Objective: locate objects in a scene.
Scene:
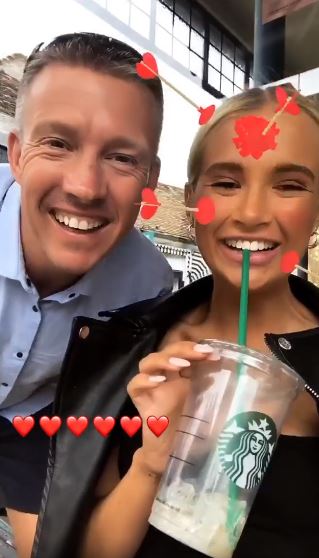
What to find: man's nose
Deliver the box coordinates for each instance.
[233,187,271,227]
[62,158,105,202]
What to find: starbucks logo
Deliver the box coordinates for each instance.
[218,412,277,490]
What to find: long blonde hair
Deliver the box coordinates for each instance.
[187,84,319,187]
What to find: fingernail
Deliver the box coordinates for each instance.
[194,344,214,353]
[168,357,191,367]
[149,375,167,383]
[207,350,221,361]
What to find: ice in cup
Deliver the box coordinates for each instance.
[148,340,305,558]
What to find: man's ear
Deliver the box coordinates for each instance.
[7,130,23,183]
[146,156,161,190]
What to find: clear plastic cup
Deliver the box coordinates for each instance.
[148,340,305,558]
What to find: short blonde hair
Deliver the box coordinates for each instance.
[187,84,319,186]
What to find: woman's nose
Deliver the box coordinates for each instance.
[233,188,271,227]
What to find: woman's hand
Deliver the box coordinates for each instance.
[127,341,219,476]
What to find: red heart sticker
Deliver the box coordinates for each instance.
[147,416,169,437]
[195,197,215,225]
[93,416,116,437]
[66,416,89,437]
[140,188,160,220]
[280,250,300,274]
[275,86,300,116]
[12,416,35,437]
[233,115,280,159]
[198,104,216,125]
[120,416,142,437]
[39,416,62,437]
[136,53,158,80]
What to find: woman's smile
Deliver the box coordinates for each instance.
[219,238,281,266]
[187,102,319,291]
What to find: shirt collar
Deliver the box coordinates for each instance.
[0,183,102,299]
[0,182,155,307]
[0,182,28,287]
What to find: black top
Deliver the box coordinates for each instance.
[32,275,319,558]
[118,423,319,558]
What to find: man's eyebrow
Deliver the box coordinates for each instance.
[31,123,148,156]
[31,121,79,138]
[105,136,149,157]
[272,164,315,181]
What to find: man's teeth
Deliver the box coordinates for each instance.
[225,240,276,251]
[53,212,104,231]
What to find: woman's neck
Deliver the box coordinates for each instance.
[202,275,317,344]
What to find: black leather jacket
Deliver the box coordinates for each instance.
[32,274,319,558]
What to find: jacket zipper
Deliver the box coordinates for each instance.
[264,335,319,402]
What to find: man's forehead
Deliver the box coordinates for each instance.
[26,64,132,98]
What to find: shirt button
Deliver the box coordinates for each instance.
[1,383,8,387]
[16,352,23,358]
[79,326,90,339]
[278,337,292,350]
[32,305,39,312]
[69,293,76,299]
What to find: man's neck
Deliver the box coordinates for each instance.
[27,267,81,298]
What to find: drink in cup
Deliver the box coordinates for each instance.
[148,340,305,558]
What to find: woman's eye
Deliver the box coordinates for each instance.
[211,181,238,189]
[276,183,306,191]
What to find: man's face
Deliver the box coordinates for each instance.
[9,64,160,286]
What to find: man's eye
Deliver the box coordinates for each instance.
[108,154,138,165]
[45,138,68,149]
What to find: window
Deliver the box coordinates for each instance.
[0,146,8,163]
[207,23,251,98]
[173,270,184,291]
[155,1,205,80]
[105,0,252,98]
[156,1,252,98]
[106,0,151,39]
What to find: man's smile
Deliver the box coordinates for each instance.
[49,210,109,234]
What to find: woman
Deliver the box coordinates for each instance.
[33,84,319,558]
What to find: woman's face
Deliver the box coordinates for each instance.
[190,102,319,292]
[250,432,264,454]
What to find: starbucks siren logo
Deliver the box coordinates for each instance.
[218,411,277,490]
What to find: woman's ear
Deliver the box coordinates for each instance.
[184,181,194,207]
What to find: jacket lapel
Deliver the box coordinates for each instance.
[34,315,159,558]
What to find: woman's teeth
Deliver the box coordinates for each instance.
[53,212,104,231]
[224,239,276,251]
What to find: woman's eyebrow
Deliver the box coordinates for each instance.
[272,164,315,180]
[203,162,244,175]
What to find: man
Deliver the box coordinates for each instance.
[0,32,173,558]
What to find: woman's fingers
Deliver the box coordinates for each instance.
[139,342,219,376]
[127,372,166,399]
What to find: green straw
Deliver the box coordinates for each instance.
[226,249,251,542]
[237,249,250,346]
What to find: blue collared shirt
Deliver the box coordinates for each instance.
[0,164,173,421]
